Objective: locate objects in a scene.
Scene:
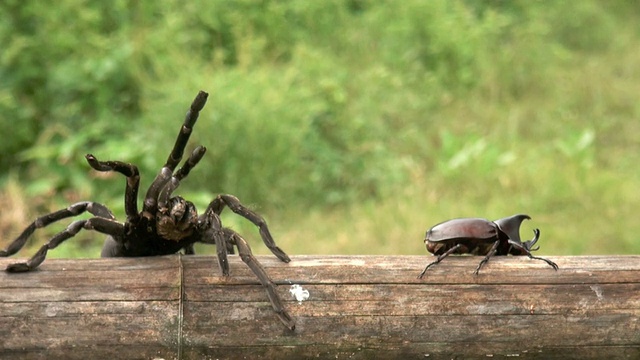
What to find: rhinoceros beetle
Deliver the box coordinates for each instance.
[418,214,558,278]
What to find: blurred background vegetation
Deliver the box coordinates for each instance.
[0,0,638,259]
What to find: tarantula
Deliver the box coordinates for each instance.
[0,91,295,330]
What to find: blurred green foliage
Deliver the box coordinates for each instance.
[0,0,639,257]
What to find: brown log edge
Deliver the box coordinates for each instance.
[0,255,639,360]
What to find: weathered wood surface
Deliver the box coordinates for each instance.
[0,255,638,359]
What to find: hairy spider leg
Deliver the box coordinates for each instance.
[163,91,208,171]
[153,145,207,256]
[157,145,207,210]
[5,217,125,273]
[0,202,115,258]
[205,195,291,263]
[199,207,231,275]
[473,240,500,275]
[85,154,141,222]
[417,243,463,279]
[224,228,295,331]
[143,91,209,217]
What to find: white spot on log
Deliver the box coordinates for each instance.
[289,284,310,304]
[589,285,604,300]
[45,304,61,317]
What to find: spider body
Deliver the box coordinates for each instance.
[1,91,295,330]
[97,195,200,258]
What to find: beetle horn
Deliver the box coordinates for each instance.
[522,228,541,251]
[493,214,531,243]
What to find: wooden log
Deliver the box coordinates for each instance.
[1,255,639,359]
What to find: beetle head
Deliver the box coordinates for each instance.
[493,214,531,244]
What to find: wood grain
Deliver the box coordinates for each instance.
[1,255,638,359]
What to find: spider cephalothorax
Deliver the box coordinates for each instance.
[0,91,295,330]
[156,196,198,241]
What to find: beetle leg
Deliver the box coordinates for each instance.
[473,240,500,275]
[418,244,462,279]
[507,239,559,270]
